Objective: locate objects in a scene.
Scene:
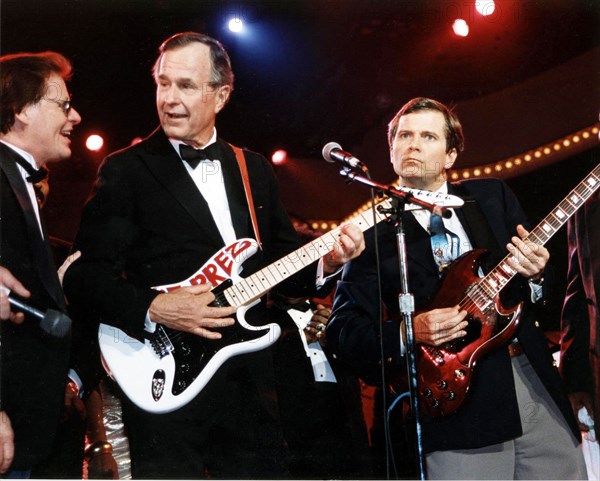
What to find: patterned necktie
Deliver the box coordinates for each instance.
[429,213,460,275]
[179,143,220,169]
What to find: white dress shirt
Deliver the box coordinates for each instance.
[169,130,237,245]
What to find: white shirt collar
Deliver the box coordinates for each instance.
[0,140,38,170]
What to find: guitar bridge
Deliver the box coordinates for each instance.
[150,326,175,359]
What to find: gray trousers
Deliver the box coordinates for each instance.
[426,354,588,480]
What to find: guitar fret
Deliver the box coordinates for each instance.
[528,234,544,248]
[475,164,600,306]
[220,199,391,306]
[266,265,285,283]
[568,192,583,206]
[230,283,251,304]
[479,276,495,295]
[483,277,498,292]
[467,285,493,311]
[501,262,516,277]
[243,276,262,295]
[586,174,599,189]
[540,222,554,234]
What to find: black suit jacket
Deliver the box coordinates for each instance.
[64,128,318,339]
[0,142,71,470]
[329,178,579,452]
[561,194,600,434]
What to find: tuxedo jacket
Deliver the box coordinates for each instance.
[561,195,600,433]
[329,178,579,453]
[63,129,322,434]
[64,128,319,341]
[0,143,70,470]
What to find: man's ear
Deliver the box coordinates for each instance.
[13,104,33,127]
[214,85,232,113]
[445,148,458,170]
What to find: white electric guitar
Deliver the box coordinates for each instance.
[98,188,463,413]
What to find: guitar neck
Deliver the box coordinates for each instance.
[480,163,600,296]
[222,198,392,307]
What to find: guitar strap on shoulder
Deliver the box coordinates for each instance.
[451,181,503,271]
[229,143,263,250]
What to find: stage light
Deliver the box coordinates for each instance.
[475,1,495,16]
[271,149,287,165]
[86,134,104,151]
[228,17,244,33]
[452,19,469,37]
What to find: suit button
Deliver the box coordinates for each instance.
[534,321,540,328]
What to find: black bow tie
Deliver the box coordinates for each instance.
[179,143,220,169]
[13,154,48,183]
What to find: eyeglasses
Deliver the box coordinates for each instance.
[46,97,72,116]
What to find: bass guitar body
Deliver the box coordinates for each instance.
[416,249,522,417]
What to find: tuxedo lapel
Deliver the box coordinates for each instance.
[141,129,225,248]
[0,145,65,309]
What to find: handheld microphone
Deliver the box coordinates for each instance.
[1,286,71,338]
[322,142,368,173]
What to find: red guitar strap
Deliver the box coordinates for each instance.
[229,143,263,250]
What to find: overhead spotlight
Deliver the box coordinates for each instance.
[452,19,469,37]
[271,149,287,165]
[475,1,495,16]
[228,17,244,33]
[86,134,104,152]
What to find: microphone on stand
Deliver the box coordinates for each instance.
[322,142,368,173]
[1,287,71,338]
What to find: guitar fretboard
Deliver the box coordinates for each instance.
[222,198,392,307]
[475,163,600,304]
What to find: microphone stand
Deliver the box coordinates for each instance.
[340,169,450,480]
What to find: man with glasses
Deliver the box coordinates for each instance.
[0,51,82,477]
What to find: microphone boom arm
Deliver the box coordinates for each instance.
[340,168,453,217]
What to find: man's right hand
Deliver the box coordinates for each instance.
[414,305,468,346]
[149,283,236,339]
[0,267,30,323]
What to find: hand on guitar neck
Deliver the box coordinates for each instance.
[414,224,548,347]
[323,223,365,275]
[504,224,549,282]
[149,283,236,340]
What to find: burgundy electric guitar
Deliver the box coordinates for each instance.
[416,163,600,417]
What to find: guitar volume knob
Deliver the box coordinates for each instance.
[436,380,448,389]
[443,391,456,400]
[423,388,433,398]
